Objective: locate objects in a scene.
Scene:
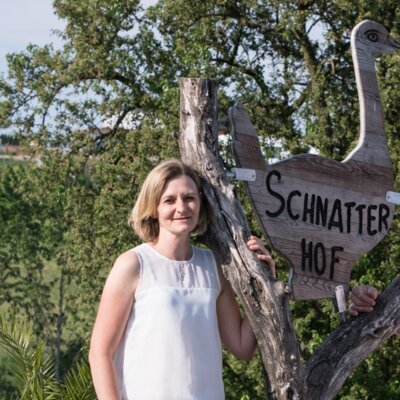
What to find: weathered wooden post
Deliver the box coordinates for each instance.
[179,77,306,399]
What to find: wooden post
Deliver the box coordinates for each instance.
[179,77,306,399]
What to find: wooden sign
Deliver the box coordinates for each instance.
[230,20,399,300]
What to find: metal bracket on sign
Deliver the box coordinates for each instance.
[226,168,256,182]
[386,191,400,205]
[335,285,347,323]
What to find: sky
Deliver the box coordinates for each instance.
[0,0,158,76]
[0,0,157,135]
[0,0,66,75]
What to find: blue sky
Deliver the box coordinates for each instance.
[0,1,65,75]
[0,0,157,135]
[0,0,158,76]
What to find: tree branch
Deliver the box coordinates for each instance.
[306,276,400,399]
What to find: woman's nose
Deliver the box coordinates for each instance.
[176,197,186,212]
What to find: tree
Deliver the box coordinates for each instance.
[0,159,89,380]
[0,0,399,398]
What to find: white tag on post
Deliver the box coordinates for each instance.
[386,191,400,205]
[230,168,256,182]
[335,285,347,314]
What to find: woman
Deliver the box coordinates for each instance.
[89,158,274,400]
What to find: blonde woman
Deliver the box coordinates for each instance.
[89,159,274,400]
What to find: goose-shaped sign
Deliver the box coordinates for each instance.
[230,20,400,300]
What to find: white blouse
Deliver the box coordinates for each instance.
[114,243,224,400]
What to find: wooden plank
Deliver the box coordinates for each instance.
[230,103,395,300]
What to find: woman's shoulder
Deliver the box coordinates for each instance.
[99,248,141,296]
[116,247,140,265]
[194,245,220,264]
[110,248,141,281]
[192,244,213,256]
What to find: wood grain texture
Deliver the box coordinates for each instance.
[306,276,400,399]
[179,78,306,399]
[231,20,399,300]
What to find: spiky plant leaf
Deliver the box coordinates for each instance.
[0,317,55,399]
[60,360,96,400]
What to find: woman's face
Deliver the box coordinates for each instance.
[156,175,201,239]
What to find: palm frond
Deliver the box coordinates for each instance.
[0,317,96,399]
[0,316,55,399]
[60,359,96,400]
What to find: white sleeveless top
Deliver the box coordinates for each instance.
[114,243,224,400]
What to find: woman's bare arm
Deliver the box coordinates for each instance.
[89,250,140,400]
[216,236,275,361]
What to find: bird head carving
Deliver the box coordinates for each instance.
[230,21,399,300]
[353,20,400,58]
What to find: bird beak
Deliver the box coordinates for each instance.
[387,35,400,52]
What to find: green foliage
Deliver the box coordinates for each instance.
[0,0,399,398]
[0,317,95,400]
[338,335,400,399]
[0,164,57,337]
[223,350,266,400]
[0,317,54,399]
[57,360,96,400]
[0,134,19,145]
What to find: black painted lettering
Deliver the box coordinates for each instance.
[330,246,343,279]
[378,204,390,232]
[265,170,285,217]
[328,199,343,232]
[315,196,328,226]
[356,204,366,234]
[313,242,326,276]
[302,193,315,224]
[287,190,301,220]
[344,202,356,233]
[301,238,313,273]
[367,205,377,236]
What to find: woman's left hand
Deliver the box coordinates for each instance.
[349,285,399,336]
[348,285,378,316]
[247,236,276,278]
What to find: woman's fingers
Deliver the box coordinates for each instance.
[349,285,379,315]
[246,236,276,278]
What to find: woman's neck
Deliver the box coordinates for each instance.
[150,234,192,261]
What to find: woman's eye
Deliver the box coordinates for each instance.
[186,196,198,202]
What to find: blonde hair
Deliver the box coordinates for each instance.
[129,159,213,242]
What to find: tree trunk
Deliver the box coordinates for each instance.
[178,77,400,400]
[55,265,64,381]
[179,77,306,399]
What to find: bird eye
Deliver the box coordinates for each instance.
[365,30,379,42]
